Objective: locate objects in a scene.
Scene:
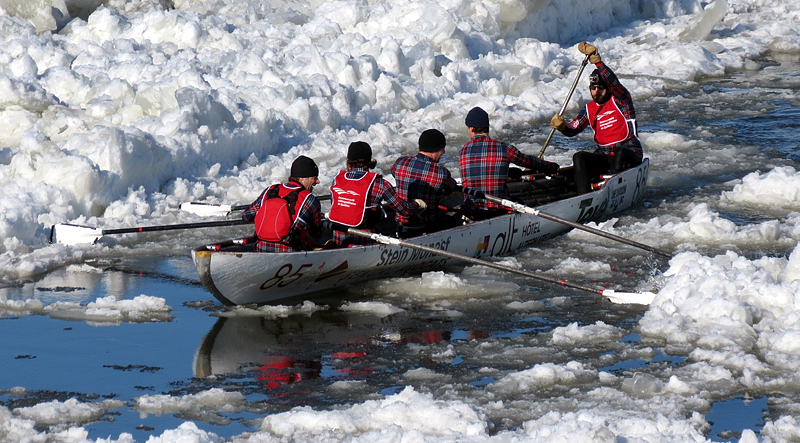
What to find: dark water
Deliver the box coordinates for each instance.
[2,55,799,442]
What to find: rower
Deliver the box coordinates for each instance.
[241,156,324,252]
[329,141,425,246]
[549,42,643,194]
[460,106,559,218]
[392,129,462,238]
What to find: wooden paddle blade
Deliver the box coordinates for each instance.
[601,289,656,305]
[180,202,233,217]
[50,223,103,246]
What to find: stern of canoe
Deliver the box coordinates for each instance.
[192,249,236,306]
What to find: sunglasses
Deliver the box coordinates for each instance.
[590,85,606,91]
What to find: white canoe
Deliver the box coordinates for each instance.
[192,159,650,306]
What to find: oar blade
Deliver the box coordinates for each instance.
[50,223,103,246]
[601,289,656,305]
[180,202,233,217]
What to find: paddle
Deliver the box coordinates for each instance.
[462,187,671,258]
[179,202,251,217]
[181,195,332,217]
[536,53,592,159]
[50,219,252,246]
[324,221,656,305]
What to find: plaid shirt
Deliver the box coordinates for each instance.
[242,183,322,252]
[561,62,643,156]
[391,153,458,224]
[459,135,550,209]
[330,168,417,245]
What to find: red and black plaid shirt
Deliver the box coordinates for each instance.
[561,62,643,156]
[459,135,549,209]
[330,168,417,245]
[241,183,322,252]
[391,153,458,224]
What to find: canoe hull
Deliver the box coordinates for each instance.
[193,159,649,305]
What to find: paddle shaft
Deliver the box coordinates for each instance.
[537,53,592,159]
[462,187,671,258]
[232,194,331,212]
[181,195,333,217]
[98,219,251,235]
[229,194,331,212]
[326,222,622,297]
[63,193,329,241]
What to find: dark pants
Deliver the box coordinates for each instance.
[573,147,642,194]
[398,214,463,238]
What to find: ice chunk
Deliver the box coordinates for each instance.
[678,0,727,42]
[621,373,662,398]
[0,0,71,33]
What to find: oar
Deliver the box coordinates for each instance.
[179,202,251,217]
[181,195,332,217]
[324,221,656,305]
[536,53,592,159]
[462,187,671,258]
[50,219,252,246]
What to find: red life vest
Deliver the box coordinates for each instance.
[586,98,633,147]
[254,183,311,242]
[329,170,378,227]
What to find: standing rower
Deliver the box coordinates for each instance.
[550,42,643,194]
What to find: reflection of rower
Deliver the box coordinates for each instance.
[194,317,327,387]
[257,356,321,389]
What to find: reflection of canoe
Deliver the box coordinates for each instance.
[192,160,650,306]
[193,313,390,383]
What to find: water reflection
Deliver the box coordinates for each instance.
[193,310,493,393]
[0,264,141,309]
[194,311,391,389]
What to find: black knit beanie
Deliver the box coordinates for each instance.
[290,155,319,178]
[418,129,446,152]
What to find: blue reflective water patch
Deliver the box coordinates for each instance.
[599,348,686,374]
[707,396,767,441]
[380,386,403,396]
[468,376,496,390]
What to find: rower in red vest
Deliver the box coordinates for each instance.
[329,141,424,246]
[241,155,323,252]
[550,42,644,194]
